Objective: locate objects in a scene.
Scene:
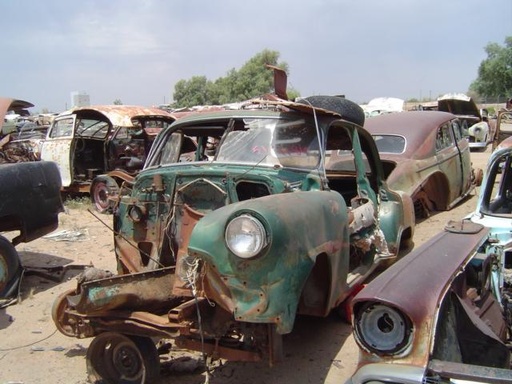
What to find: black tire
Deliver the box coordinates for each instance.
[91,177,120,214]
[0,235,22,302]
[297,95,365,126]
[86,332,160,384]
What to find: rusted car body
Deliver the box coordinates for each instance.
[348,221,511,383]
[40,105,177,212]
[437,93,496,150]
[52,92,415,383]
[0,97,34,136]
[492,109,512,150]
[364,111,479,218]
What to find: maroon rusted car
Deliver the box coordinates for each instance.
[364,111,481,218]
[348,220,511,383]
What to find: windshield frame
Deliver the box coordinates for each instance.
[146,115,327,170]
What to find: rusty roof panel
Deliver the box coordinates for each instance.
[70,105,177,127]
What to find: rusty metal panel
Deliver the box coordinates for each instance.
[71,267,177,313]
[72,105,176,127]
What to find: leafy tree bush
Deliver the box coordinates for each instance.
[171,49,299,108]
[470,36,512,102]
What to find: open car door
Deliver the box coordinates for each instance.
[40,114,76,187]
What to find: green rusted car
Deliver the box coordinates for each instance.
[53,93,415,383]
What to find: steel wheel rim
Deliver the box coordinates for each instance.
[93,182,110,211]
[87,332,154,384]
[112,341,144,380]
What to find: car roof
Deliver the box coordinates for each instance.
[58,105,178,127]
[365,110,455,134]
[364,111,457,157]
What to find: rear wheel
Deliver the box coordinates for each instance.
[86,332,160,384]
[0,235,22,304]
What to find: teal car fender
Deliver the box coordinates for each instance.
[187,190,350,334]
[378,186,415,254]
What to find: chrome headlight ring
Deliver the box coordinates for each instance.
[225,214,268,259]
[354,302,413,355]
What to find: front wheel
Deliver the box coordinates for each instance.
[86,332,160,384]
[90,177,120,214]
[0,235,22,306]
[52,288,79,337]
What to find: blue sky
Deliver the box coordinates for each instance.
[1,0,511,113]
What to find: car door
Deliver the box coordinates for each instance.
[435,121,465,206]
[40,114,76,187]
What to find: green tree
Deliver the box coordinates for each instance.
[113,99,123,105]
[172,49,299,108]
[470,36,512,102]
[172,76,214,107]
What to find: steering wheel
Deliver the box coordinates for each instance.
[74,137,86,153]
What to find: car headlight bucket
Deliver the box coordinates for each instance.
[128,205,146,222]
[225,214,267,259]
[354,303,412,355]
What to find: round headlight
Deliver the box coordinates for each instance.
[354,303,412,355]
[225,214,267,259]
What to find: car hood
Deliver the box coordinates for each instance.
[0,97,34,124]
[353,222,489,324]
[437,93,480,118]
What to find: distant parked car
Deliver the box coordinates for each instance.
[363,111,481,218]
[0,97,33,136]
[15,121,48,139]
[437,93,496,150]
[40,105,177,212]
[361,97,405,118]
[348,220,511,383]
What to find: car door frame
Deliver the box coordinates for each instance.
[40,114,76,187]
[451,118,473,194]
[434,120,466,207]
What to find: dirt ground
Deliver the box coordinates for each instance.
[0,147,492,384]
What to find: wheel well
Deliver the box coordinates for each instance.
[399,226,413,249]
[0,214,22,234]
[297,253,331,317]
[420,173,450,211]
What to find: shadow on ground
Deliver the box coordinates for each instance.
[155,312,353,384]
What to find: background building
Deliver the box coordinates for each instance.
[70,91,90,108]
